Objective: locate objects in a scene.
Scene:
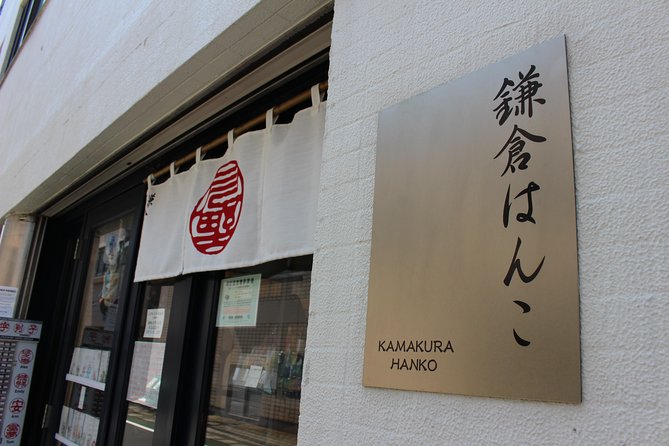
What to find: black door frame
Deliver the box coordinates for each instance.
[26,182,145,445]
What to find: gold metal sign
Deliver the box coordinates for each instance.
[363,36,581,403]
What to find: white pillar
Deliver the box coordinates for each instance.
[0,215,36,317]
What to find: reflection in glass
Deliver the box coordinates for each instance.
[206,265,311,446]
[122,284,173,446]
[58,214,134,446]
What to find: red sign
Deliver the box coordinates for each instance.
[14,373,28,389]
[190,161,244,255]
[9,399,24,414]
[18,349,33,365]
[4,423,19,439]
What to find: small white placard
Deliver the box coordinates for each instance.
[143,308,165,339]
[0,286,18,317]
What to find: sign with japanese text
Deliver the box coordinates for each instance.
[0,318,41,444]
[143,308,165,339]
[363,36,581,402]
[216,274,262,327]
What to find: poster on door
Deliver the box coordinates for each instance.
[0,287,17,318]
[126,341,166,409]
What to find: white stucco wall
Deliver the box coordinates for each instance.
[0,0,329,216]
[303,1,668,445]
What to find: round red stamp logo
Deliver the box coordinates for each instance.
[4,423,19,439]
[9,399,24,414]
[190,160,244,255]
[14,373,29,389]
[18,349,33,365]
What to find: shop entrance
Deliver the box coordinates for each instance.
[24,184,146,445]
[25,183,313,445]
[21,17,329,443]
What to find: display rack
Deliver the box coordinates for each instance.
[64,374,106,392]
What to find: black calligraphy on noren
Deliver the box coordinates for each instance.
[145,192,156,215]
[493,64,546,125]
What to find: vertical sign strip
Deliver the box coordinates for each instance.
[0,318,41,444]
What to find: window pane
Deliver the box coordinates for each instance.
[205,265,310,446]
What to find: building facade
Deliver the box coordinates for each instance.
[0,0,667,445]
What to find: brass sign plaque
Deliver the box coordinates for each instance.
[363,36,581,403]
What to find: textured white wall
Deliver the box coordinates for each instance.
[303,1,669,444]
[0,0,329,216]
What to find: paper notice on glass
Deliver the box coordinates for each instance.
[244,365,263,388]
[127,341,166,409]
[143,308,165,339]
[0,286,17,317]
[216,274,261,327]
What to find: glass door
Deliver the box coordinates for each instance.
[55,213,135,446]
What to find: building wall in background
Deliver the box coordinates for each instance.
[0,0,328,216]
[303,1,668,444]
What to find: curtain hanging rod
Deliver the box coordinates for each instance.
[147,81,328,182]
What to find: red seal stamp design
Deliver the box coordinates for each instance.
[14,373,29,389]
[4,423,19,439]
[190,161,244,255]
[18,348,33,365]
[9,399,24,414]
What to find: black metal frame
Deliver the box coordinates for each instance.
[22,214,83,445]
[6,0,44,68]
[24,182,145,445]
[166,274,220,446]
